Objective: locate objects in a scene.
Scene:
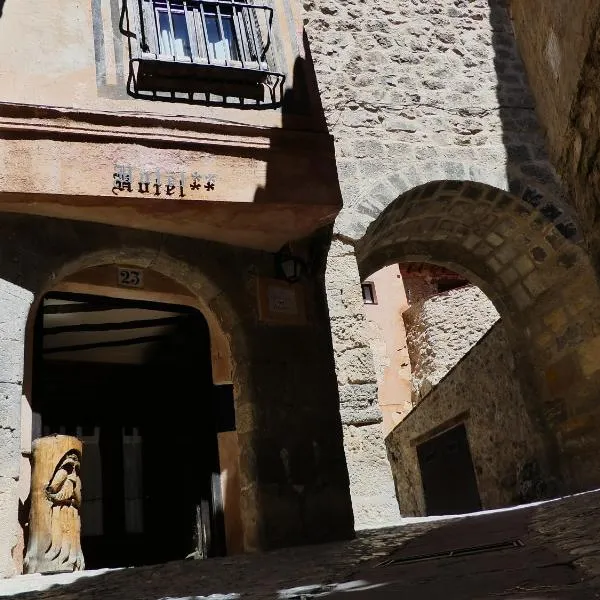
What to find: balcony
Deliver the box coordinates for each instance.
[124,0,285,105]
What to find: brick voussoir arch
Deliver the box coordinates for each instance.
[355,180,600,494]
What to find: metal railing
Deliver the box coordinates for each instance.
[123,0,285,104]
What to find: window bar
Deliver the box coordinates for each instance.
[188,2,202,62]
[231,5,245,68]
[236,8,252,64]
[258,8,270,63]
[260,6,274,55]
[150,1,163,57]
[198,2,212,64]
[183,0,200,61]
[165,0,178,59]
[245,5,263,70]
[132,0,147,53]
[214,3,230,66]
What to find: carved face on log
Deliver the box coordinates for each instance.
[25,438,85,574]
[59,452,80,474]
[45,450,82,508]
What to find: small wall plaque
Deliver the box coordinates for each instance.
[117,267,144,289]
[257,278,306,325]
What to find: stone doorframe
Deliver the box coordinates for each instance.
[3,243,243,577]
[0,215,355,577]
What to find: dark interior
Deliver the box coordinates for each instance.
[31,292,229,568]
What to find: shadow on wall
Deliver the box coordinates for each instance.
[488,0,600,494]
[281,31,328,128]
[490,0,579,239]
[488,0,564,484]
[0,1,5,18]
[252,33,342,212]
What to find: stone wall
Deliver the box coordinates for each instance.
[509,1,600,272]
[0,282,33,578]
[304,0,576,242]
[342,424,401,529]
[509,0,600,169]
[386,321,548,516]
[403,286,499,402]
[310,0,600,517]
[326,239,380,428]
[0,214,354,576]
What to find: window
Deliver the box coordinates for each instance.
[361,282,377,305]
[125,0,285,103]
[155,3,193,59]
[153,0,259,65]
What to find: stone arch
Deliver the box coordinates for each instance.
[0,218,258,575]
[355,179,600,494]
[18,246,249,565]
[335,151,580,245]
[22,246,236,399]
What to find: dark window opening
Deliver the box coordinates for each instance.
[361,282,377,305]
[436,278,469,294]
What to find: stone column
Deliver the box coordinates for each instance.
[325,237,401,528]
[0,279,34,578]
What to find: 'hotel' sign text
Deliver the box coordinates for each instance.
[112,165,218,197]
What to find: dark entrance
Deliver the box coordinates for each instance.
[417,423,481,516]
[31,292,230,568]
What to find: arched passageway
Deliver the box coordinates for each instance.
[29,290,230,568]
[356,180,600,494]
[0,214,354,576]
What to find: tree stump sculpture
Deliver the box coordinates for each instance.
[24,435,85,574]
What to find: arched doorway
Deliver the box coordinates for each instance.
[0,216,355,577]
[355,180,600,494]
[363,260,549,516]
[29,287,233,568]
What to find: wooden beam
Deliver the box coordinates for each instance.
[43,291,200,315]
[43,316,183,336]
[43,303,124,315]
[43,334,169,354]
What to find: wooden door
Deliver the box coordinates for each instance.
[417,423,482,516]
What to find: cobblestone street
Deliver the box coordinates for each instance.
[2,490,599,599]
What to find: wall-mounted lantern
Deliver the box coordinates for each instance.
[274,244,307,283]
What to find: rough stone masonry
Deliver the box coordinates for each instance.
[307,0,581,525]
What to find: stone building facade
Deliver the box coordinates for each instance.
[3,0,600,581]
[306,0,600,526]
[387,319,548,516]
[0,0,357,577]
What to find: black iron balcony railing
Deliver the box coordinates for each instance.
[124,0,285,105]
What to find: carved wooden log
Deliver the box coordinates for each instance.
[24,435,85,574]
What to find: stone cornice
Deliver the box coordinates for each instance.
[0,101,333,153]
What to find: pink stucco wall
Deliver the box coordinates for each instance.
[363,265,412,435]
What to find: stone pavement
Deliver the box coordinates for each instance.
[2,490,600,599]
